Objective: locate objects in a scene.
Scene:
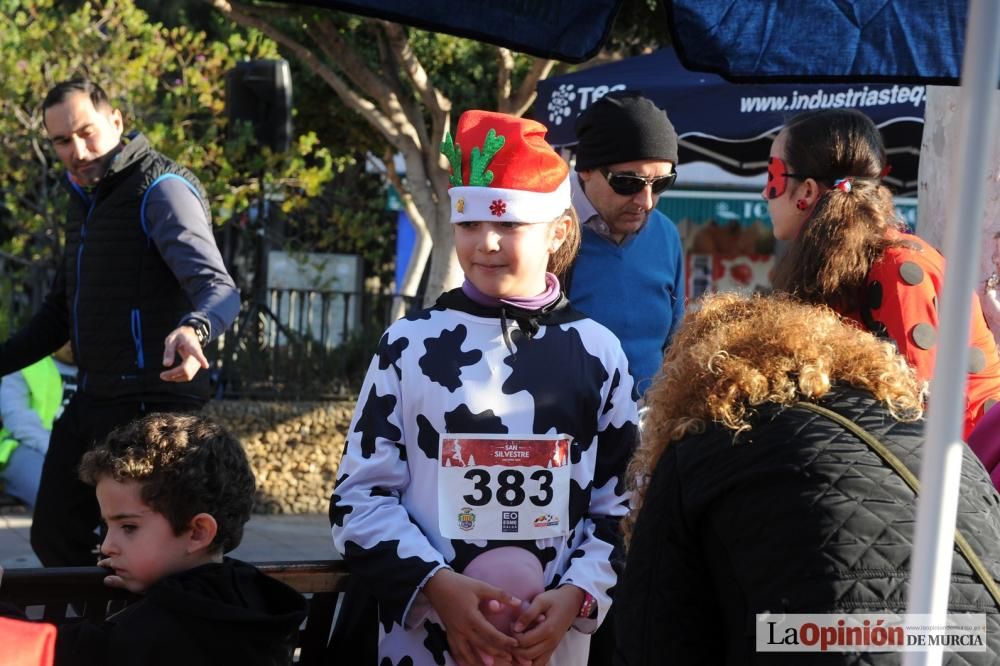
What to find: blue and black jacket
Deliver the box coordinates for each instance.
[0,133,239,403]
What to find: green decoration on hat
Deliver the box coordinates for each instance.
[469,129,505,186]
[440,133,463,187]
[440,128,506,187]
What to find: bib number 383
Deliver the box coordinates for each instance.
[438,434,571,540]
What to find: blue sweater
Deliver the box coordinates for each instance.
[568,209,685,395]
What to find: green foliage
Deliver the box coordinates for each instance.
[606,0,670,55]
[408,29,534,112]
[282,159,397,288]
[0,0,334,271]
[133,0,223,39]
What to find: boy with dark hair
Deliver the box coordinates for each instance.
[52,413,306,665]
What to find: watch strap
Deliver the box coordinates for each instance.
[181,318,210,346]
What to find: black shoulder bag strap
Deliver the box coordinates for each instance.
[795,400,1000,610]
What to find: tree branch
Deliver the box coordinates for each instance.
[381,21,450,119]
[309,17,396,112]
[306,17,425,150]
[374,24,431,154]
[11,104,40,133]
[29,136,48,175]
[508,57,556,118]
[207,0,462,300]
[496,47,515,114]
[374,23,410,108]
[378,21,450,175]
[204,0,402,148]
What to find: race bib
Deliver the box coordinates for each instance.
[438,434,571,541]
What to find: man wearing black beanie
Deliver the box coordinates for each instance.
[568,91,685,399]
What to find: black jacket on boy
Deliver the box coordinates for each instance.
[54,558,307,666]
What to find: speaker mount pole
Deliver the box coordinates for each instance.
[217,168,303,398]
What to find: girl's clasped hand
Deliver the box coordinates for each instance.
[424,567,583,666]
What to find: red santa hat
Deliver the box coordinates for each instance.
[441,110,570,224]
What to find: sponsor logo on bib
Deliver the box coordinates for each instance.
[533,514,559,528]
[502,511,519,533]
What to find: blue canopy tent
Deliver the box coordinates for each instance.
[276,0,622,62]
[667,0,974,84]
[275,0,981,84]
[535,48,926,193]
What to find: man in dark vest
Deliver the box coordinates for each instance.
[0,79,239,566]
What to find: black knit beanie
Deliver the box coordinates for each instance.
[574,91,678,170]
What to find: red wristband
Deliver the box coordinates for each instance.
[578,592,596,618]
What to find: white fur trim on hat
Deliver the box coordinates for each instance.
[449,174,571,224]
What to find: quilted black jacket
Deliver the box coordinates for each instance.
[616,387,1000,665]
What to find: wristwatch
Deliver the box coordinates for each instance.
[181,317,211,346]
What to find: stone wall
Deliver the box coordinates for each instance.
[204,399,355,514]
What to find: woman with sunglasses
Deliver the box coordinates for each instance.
[764,108,1000,439]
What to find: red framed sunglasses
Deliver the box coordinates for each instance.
[765,157,810,200]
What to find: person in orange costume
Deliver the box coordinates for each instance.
[764,108,1000,439]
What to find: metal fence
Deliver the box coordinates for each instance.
[211,288,421,400]
[2,249,421,399]
[265,288,362,351]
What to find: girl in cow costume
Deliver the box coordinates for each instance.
[331,110,638,665]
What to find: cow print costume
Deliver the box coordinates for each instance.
[331,288,638,665]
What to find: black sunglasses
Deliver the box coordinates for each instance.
[600,167,677,196]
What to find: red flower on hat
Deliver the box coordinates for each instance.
[490,199,507,217]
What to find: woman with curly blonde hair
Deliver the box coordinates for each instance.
[615,293,1000,665]
[765,108,1000,441]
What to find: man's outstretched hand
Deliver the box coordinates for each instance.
[160,326,208,382]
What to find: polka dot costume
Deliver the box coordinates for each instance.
[843,229,1000,440]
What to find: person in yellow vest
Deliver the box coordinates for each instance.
[0,344,76,506]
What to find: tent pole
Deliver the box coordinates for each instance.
[903,2,1000,665]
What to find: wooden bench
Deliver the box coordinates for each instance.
[0,559,350,665]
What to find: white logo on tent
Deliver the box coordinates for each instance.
[546,83,629,125]
[547,84,577,125]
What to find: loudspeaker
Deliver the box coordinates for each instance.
[225,59,293,153]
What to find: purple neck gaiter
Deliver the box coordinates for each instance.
[462,272,562,311]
